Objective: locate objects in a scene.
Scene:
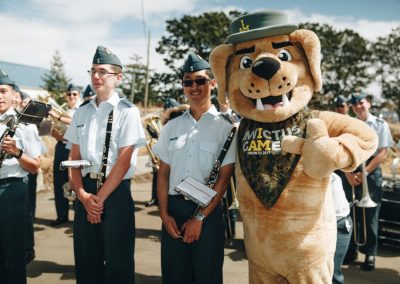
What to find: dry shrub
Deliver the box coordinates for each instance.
[382,123,400,178]
[41,135,56,189]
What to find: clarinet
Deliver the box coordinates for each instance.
[205,126,237,189]
[0,115,18,168]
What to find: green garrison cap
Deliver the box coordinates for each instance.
[181,52,210,73]
[350,93,367,105]
[0,69,17,89]
[333,95,348,106]
[83,84,96,98]
[67,83,80,93]
[226,10,298,44]
[92,45,122,68]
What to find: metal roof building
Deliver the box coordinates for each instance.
[0,60,49,97]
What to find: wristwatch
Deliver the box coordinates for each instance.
[194,211,205,222]
[13,148,24,159]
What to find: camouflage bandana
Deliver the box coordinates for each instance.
[238,110,318,208]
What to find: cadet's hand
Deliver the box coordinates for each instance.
[1,136,19,156]
[181,218,203,244]
[79,191,103,217]
[161,214,181,239]
[346,172,361,187]
[87,213,102,224]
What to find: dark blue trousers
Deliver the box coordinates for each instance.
[333,215,352,284]
[0,177,28,284]
[53,141,70,220]
[73,177,135,284]
[26,173,37,253]
[161,195,224,284]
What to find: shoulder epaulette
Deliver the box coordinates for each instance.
[219,113,234,124]
[79,100,91,107]
[119,98,134,107]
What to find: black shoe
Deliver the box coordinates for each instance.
[343,251,358,265]
[50,217,69,227]
[26,250,36,264]
[362,255,375,271]
[145,199,157,207]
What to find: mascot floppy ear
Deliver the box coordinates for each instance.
[209,44,235,105]
[289,29,322,92]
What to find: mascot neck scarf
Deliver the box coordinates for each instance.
[238,109,318,208]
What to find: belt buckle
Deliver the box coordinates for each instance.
[89,172,98,179]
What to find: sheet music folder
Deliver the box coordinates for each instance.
[174,176,217,208]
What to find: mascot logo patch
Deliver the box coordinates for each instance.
[242,126,301,155]
[239,19,249,32]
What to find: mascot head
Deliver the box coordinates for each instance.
[210,10,322,123]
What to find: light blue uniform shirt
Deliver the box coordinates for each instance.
[365,113,393,155]
[153,105,237,195]
[64,92,147,180]
[0,108,43,178]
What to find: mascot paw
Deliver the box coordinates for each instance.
[282,118,341,179]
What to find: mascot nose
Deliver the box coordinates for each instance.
[252,58,281,80]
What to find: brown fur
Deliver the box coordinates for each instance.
[210,29,378,283]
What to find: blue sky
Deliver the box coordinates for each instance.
[0,0,399,88]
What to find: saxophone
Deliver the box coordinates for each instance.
[0,115,18,168]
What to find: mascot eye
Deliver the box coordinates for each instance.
[278,50,292,62]
[239,56,253,69]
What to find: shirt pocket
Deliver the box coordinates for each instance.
[198,141,219,168]
[168,138,186,152]
[78,124,89,150]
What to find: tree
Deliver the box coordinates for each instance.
[299,23,373,110]
[42,50,71,104]
[120,54,159,106]
[372,26,400,118]
[154,11,243,102]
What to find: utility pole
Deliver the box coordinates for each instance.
[130,72,135,102]
[144,30,150,111]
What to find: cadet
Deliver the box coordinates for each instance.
[82,84,96,103]
[333,95,350,116]
[153,53,236,284]
[64,46,146,284]
[343,93,393,271]
[48,83,81,226]
[0,70,42,284]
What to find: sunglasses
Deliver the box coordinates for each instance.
[335,104,346,108]
[67,92,79,97]
[182,78,210,87]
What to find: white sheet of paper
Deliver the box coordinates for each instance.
[60,160,92,168]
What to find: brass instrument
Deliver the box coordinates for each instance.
[0,115,18,167]
[228,177,239,210]
[63,182,76,201]
[144,114,162,169]
[37,95,71,136]
[352,162,377,246]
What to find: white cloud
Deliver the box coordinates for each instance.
[286,9,400,41]
[30,0,198,23]
[1,3,399,89]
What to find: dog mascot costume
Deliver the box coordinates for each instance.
[210,11,378,283]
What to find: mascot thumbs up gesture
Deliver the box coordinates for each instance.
[210,10,378,283]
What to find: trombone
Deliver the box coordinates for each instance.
[351,162,377,246]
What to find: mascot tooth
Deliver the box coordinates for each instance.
[210,10,378,283]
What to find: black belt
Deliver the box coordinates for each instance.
[0,177,23,185]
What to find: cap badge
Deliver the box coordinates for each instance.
[239,19,249,32]
[105,48,112,55]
